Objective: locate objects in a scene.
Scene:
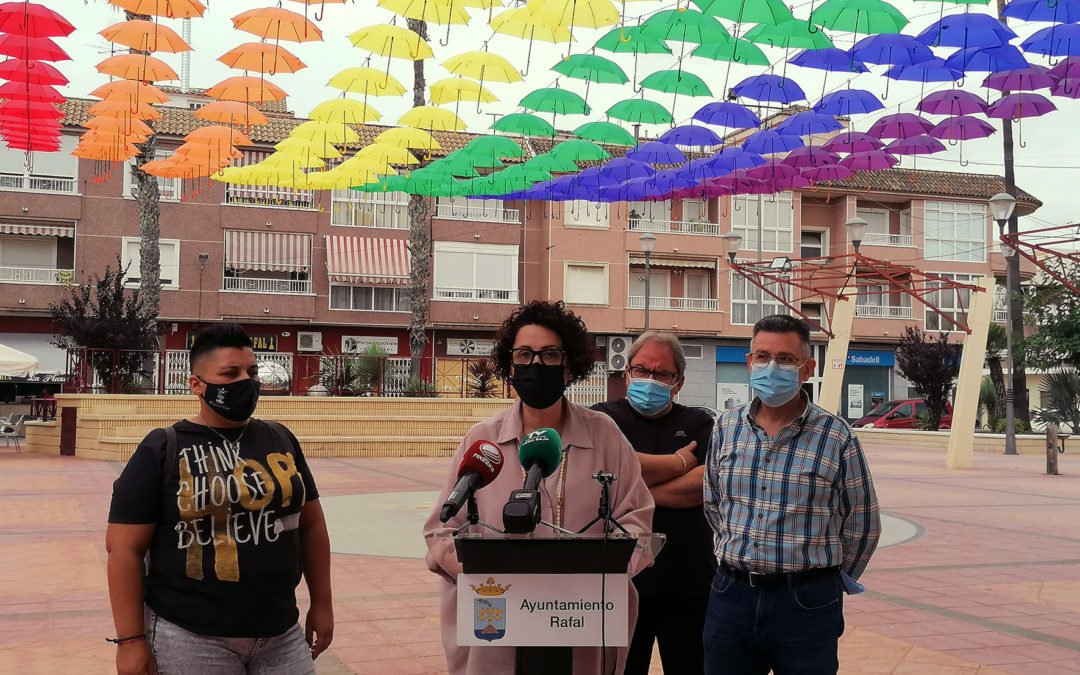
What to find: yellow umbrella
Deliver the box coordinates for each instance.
[442,50,522,83]
[340,154,399,174]
[306,167,385,190]
[290,120,361,145]
[348,24,433,60]
[375,126,441,149]
[308,98,381,125]
[378,0,470,24]
[399,105,466,132]
[460,0,503,8]
[430,77,498,104]
[356,143,421,166]
[328,67,406,96]
[530,0,619,29]
[276,136,343,159]
[489,4,575,74]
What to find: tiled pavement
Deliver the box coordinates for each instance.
[1,441,1079,674]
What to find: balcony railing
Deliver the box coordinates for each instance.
[223,276,312,294]
[0,266,72,284]
[855,304,914,319]
[435,203,520,224]
[628,219,719,236]
[994,309,1009,323]
[224,191,315,210]
[331,200,409,229]
[434,286,519,302]
[861,232,914,247]
[628,295,719,310]
[0,172,77,194]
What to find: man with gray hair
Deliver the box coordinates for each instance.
[592,331,716,674]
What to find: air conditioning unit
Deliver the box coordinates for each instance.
[297,331,323,352]
[606,335,630,372]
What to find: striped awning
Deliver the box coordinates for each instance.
[629,256,715,269]
[0,223,74,237]
[326,235,411,286]
[225,231,312,272]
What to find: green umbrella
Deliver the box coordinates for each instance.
[692,38,770,65]
[745,19,834,48]
[549,139,611,161]
[491,112,557,136]
[606,97,674,124]
[519,87,591,114]
[573,121,637,145]
[461,135,526,159]
[525,153,581,173]
[810,0,908,34]
[550,54,628,106]
[402,168,473,196]
[692,0,793,25]
[640,69,712,122]
[431,154,487,177]
[354,174,407,192]
[639,9,730,44]
[594,26,673,90]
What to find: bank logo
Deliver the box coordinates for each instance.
[471,577,511,642]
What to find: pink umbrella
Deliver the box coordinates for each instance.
[822,130,883,153]
[983,65,1055,93]
[840,150,898,172]
[928,116,995,166]
[917,90,989,116]
[867,112,935,140]
[1051,77,1080,99]
[781,146,840,168]
[1049,57,1080,82]
[986,92,1056,147]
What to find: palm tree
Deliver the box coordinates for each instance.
[985,323,1008,418]
[1033,368,1080,434]
[406,17,431,379]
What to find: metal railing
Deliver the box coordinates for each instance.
[434,287,519,302]
[224,191,315,210]
[0,172,77,194]
[223,276,312,294]
[628,219,719,236]
[861,232,914,247]
[331,200,410,229]
[435,203,521,224]
[0,266,72,284]
[628,295,719,310]
[994,309,1009,323]
[855,304,914,319]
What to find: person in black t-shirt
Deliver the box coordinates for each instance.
[105,324,333,675]
[592,332,716,675]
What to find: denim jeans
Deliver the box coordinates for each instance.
[146,606,316,675]
[703,568,845,675]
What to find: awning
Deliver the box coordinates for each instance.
[629,256,715,269]
[225,231,312,273]
[0,223,74,237]
[326,235,411,286]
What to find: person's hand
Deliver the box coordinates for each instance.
[675,441,699,473]
[306,600,335,659]
[115,639,155,675]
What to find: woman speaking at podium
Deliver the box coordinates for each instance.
[424,300,654,674]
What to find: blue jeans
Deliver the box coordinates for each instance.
[146,607,316,675]
[703,568,845,675]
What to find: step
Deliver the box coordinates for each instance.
[96,435,460,460]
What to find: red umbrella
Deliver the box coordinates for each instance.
[0,59,68,86]
[0,3,75,38]
[0,34,69,60]
[0,99,63,118]
[0,80,62,102]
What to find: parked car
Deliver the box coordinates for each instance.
[854,398,953,430]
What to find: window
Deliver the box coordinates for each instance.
[628,269,670,300]
[123,150,180,201]
[564,263,608,305]
[730,272,790,325]
[330,285,410,311]
[895,403,913,417]
[122,237,180,287]
[436,196,517,223]
[856,206,890,236]
[682,199,706,222]
[925,272,980,331]
[801,231,826,258]
[224,150,314,208]
[802,303,823,320]
[857,284,885,307]
[731,191,793,252]
[683,344,703,359]
[331,190,409,229]
[0,134,77,193]
[685,271,710,299]
[924,201,987,263]
[627,200,670,227]
[433,241,519,302]
[564,200,609,228]
[0,235,55,268]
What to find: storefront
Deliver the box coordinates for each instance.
[841,349,895,421]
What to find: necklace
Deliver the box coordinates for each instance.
[521,447,569,527]
[197,419,250,446]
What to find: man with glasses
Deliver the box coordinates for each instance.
[592,332,716,675]
[703,315,881,675]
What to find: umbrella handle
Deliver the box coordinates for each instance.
[620,28,631,43]
[315,0,326,22]
[440,22,452,47]
[519,38,534,77]
[1017,119,1027,148]
[959,142,968,167]
[807,0,819,33]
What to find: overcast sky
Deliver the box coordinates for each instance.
[55,0,1079,231]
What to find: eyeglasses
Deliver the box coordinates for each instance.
[626,364,680,386]
[748,352,807,371]
[511,347,567,367]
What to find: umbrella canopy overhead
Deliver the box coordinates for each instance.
[0,343,37,374]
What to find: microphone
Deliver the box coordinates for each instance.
[439,440,504,523]
[503,428,564,534]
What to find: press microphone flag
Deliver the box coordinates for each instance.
[503,428,563,533]
[440,440,504,523]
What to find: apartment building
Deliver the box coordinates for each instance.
[0,90,1040,416]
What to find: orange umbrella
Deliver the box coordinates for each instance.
[175,143,241,159]
[85,116,154,135]
[80,128,150,143]
[106,0,207,18]
[72,141,141,161]
[99,19,192,53]
[89,80,170,104]
[194,100,269,127]
[218,42,306,75]
[96,53,178,82]
[88,99,162,120]
[232,7,323,43]
[206,76,287,103]
[185,125,251,146]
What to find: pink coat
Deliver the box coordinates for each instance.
[423,400,656,675]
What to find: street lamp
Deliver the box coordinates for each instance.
[845,216,868,254]
[197,252,209,327]
[990,192,1018,456]
[639,233,656,331]
[722,233,742,264]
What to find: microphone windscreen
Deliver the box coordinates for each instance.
[458,440,504,488]
[518,428,563,478]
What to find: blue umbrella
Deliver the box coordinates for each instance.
[790,47,868,72]
[852,33,935,66]
[916,14,1017,50]
[1021,23,1080,58]
[626,141,687,164]
[705,147,766,175]
[679,156,718,180]
[775,110,843,137]
[732,74,806,103]
[1003,0,1080,25]
[598,157,656,181]
[814,88,884,116]
[945,45,1029,74]
[742,129,804,155]
[571,166,618,190]
[693,101,761,128]
[658,124,724,147]
[884,58,962,100]
[650,169,700,192]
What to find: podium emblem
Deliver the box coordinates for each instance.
[470,577,511,642]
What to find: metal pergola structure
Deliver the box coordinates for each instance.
[999,223,1080,296]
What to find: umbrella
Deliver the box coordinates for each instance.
[790,47,869,73]
[0,343,37,373]
[693,101,760,128]
[462,134,525,159]
[840,149,898,171]
[86,99,161,120]
[492,112,556,136]
[885,134,945,179]
[852,33,934,65]
[308,98,379,125]
[742,129,804,155]
[1051,77,1080,98]
[823,130,883,152]
[549,139,611,161]
[802,164,852,183]
[775,111,843,137]
[206,76,288,104]
[532,0,620,31]
[0,35,68,61]
[606,97,673,124]
[0,81,62,103]
[928,115,995,165]
[218,43,306,75]
[916,13,1016,49]
[399,105,466,132]
[96,53,179,82]
[639,9,730,44]
[327,67,406,97]
[551,53,628,104]
[442,50,522,84]
[430,77,497,106]
[232,7,323,42]
[99,19,191,53]
[348,24,433,60]
[1002,0,1080,24]
[945,45,1028,74]
[640,69,711,117]
[810,0,909,36]
[705,147,766,174]
[917,89,988,115]
[520,87,590,115]
[107,0,207,16]
[573,121,637,145]
[489,5,574,77]
[525,153,579,173]
[867,112,935,139]
[1049,56,1080,80]
[594,25,672,54]
[884,58,962,99]
[90,80,170,104]
[626,141,686,164]
[986,92,1056,118]
[691,38,770,66]
[598,157,655,181]
[814,88,884,116]
[732,74,806,104]
[658,124,723,147]
[782,146,841,168]
[1020,23,1080,58]
[745,20,834,49]
[0,3,75,38]
[984,64,1055,92]
[195,100,270,127]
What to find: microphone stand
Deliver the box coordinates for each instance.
[453,494,504,536]
[578,472,629,535]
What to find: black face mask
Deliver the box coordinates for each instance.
[511,363,567,410]
[198,376,261,422]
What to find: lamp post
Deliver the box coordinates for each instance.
[640,233,656,331]
[197,252,209,328]
[989,192,1018,456]
[845,216,868,254]
[722,233,743,264]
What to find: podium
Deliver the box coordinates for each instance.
[449,532,665,675]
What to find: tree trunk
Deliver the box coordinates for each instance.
[406,18,430,379]
[988,356,1006,418]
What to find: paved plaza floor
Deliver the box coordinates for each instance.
[1,439,1079,674]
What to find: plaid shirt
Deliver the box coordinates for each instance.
[704,396,881,580]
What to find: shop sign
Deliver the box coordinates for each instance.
[342,336,399,354]
[447,338,494,357]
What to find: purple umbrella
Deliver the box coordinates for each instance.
[840,150,898,171]
[658,124,724,147]
[867,112,935,140]
[781,146,840,168]
[693,101,761,129]
[775,111,843,137]
[1051,77,1080,99]
[886,135,946,155]
[983,64,1055,92]
[814,88,884,116]
[742,129,804,155]
[917,89,989,116]
[732,74,806,104]
[703,175,769,195]
[823,131,883,153]
[928,115,995,142]
[745,158,803,181]
[1049,56,1080,81]
[626,141,686,164]
[986,92,1057,146]
[802,164,852,184]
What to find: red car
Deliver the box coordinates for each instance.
[854,398,953,430]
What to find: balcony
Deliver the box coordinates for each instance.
[855,304,914,319]
[861,232,914,247]
[628,218,719,236]
[0,172,76,194]
[434,286,519,302]
[0,266,72,285]
[994,309,1009,323]
[223,276,312,294]
[224,190,315,210]
[331,200,409,229]
[628,295,719,311]
[434,203,520,224]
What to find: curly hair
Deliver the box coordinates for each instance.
[492,300,596,384]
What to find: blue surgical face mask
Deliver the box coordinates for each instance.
[750,362,802,408]
[627,377,674,416]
